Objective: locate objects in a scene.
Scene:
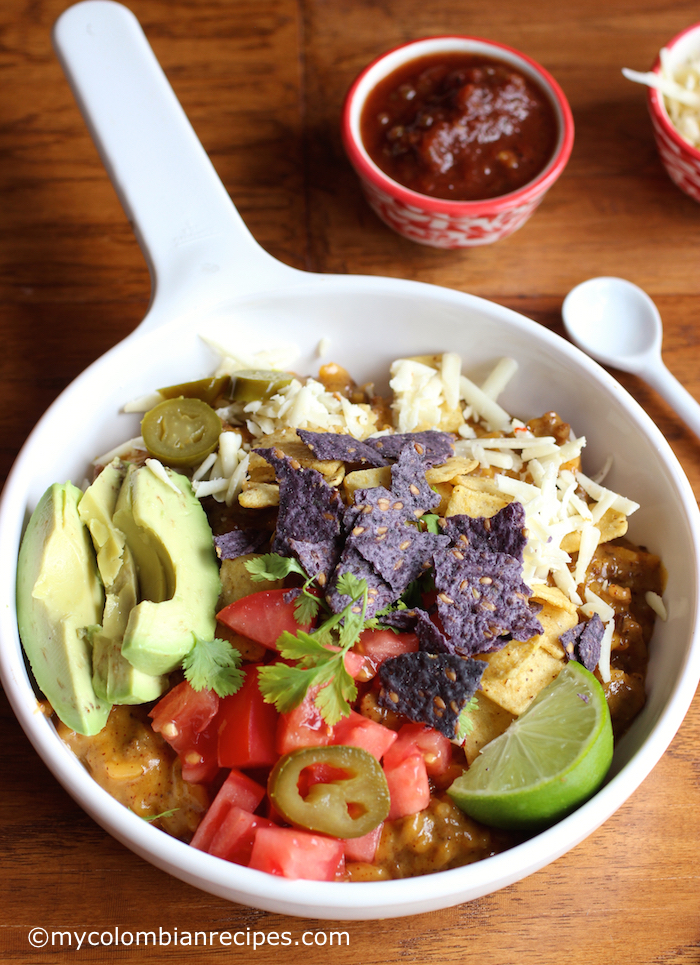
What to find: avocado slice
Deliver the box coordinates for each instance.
[16,482,111,736]
[79,461,168,704]
[115,461,221,676]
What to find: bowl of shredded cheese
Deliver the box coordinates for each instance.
[623,23,700,201]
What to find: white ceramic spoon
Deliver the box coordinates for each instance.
[562,276,700,440]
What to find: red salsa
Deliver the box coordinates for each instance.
[360,52,558,201]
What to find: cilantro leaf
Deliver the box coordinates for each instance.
[182,635,245,698]
[245,553,306,582]
[257,662,321,714]
[314,661,357,725]
[294,587,323,625]
[421,513,441,534]
[455,696,479,743]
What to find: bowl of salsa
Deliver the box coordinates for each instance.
[342,36,574,247]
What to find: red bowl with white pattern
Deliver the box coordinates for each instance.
[341,36,574,248]
[647,23,700,202]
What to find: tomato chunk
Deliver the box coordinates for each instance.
[276,688,333,755]
[383,722,452,777]
[384,752,430,820]
[190,768,266,853]
[331,710,397,762]
[343,823,384,863]
[353,629,419,678]
[149,681,220,784]
[216,588,310,650]
[217,666,279,769]
[208,807,276,864]
[248,826,345,881]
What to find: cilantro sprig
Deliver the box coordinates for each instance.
[255,570,372,726]
[182,635,245,698]
[246,553,323,625]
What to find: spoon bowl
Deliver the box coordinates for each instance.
[563,276,700,440]
[562,276,662,372]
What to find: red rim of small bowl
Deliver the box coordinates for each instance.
[647,22,700,162]
[341,35,575,216]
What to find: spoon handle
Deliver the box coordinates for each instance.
[642,359,700,441]
[53,1,301,332]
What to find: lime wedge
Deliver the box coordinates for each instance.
[448,661,614,830]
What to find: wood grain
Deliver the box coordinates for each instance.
[1,0,700,961]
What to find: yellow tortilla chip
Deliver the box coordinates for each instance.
[461,694,515,766]
[561,507,628,553]
[342,466,392,501]
[445,484,510,520]
[475,641,564,716]
[530,583,578,614]
[238,482,279,509]
[533,599,578,659]
[425,456,479,485]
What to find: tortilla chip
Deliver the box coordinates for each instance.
[561,507,628,553]
[238,482,280,508]
[445,484,510,520]
[343,467,392,501]
[461,694,516,765]
[530,583,578,614]
[430,481,454,516]
[531,598,578,659]
[475,641,563,716]
[425,456,479,485]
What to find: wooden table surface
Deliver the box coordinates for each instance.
[2,0,700,961]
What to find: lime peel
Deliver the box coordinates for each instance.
[447,661,614,831]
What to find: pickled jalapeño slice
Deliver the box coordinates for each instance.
[268,745,391,839]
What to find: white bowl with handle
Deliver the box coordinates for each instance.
[1,0,699,920]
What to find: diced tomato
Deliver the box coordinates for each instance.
[190,768,266,852]
[248,826,345,881]
[149,681,220,784]
[276,688,333,755]
[217,666,279,769]
[207,807,276,864]
[343,823,383,863]
[353,629,419,678]
[383,752,430,820]
[342,649,367,678]
[216,588,311,650]
[383,722,452,777]
[331,710,397,762]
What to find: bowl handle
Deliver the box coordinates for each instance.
[53,0,304,333]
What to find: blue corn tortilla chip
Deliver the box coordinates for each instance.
[347,517,448,595]
[365,430,455,466]
[325,544,396,617]
[433,545,542,656]
[389,446,441,516]
[377,651,485,738]
[559,612,604,672]
[440,500,528,563]
[288,537,342,587]
[413,607,455,654]
[214,527,270,560]
[296,429,388,467]
[255,448,344,579]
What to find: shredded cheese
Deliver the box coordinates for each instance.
[623,48,700,149]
